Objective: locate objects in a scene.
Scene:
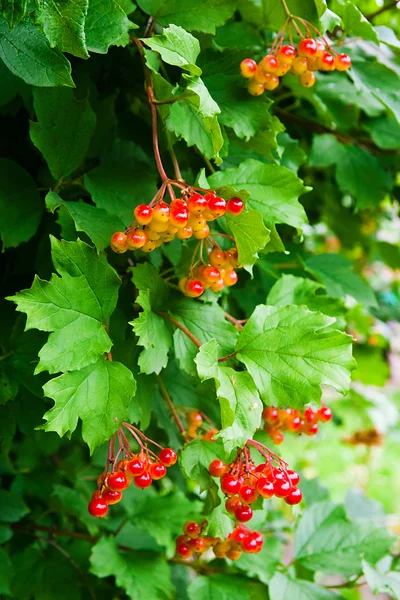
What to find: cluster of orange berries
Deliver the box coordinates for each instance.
[240,38,351,95]
[262,405,333,445]
[179,246,241,298]
[184,410,218,441]
[176,521,263,560]
[109,192,244,254]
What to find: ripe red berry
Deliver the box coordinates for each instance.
[128,457,146,477]
[183,521,201,538]
[150,462,167,480]
[185,278,204,298]
[226,197,244,215]
[239,485,258,504]
[88,497,108,518]
[273,477,291,498]
[242,532,263,553]
[107,471,129,491]
[260,54,278,73]
[319,51,335,71]
[158,447,177,467]
[176,542,192,558]
[234,504,253,522]
[335,53,351,71]
[298,38,317,57]
[190,537,207,552]
[240,58,257,78]
[256,477,274,499]
[231,525,249,544]
[278,45,296,64]
[262,406,279,424]
[102,488,122,505]
[208,196,226,217]
[221,474,241,495]
[285,487,303,505]
[286,414,302,432]
[202,266,221,284]
[134,471,153,488]
[304,406,317,423]
[134,204,153,225]
[187,193,207,214]
[269,428,284,445]
[306,423,319,436]
[287,469,300,486]
[209,459,227,478]
[152,201,170,223]
[110,232,128,254]
[170,201,189,228]
[225,495,242,514]
[127,229,147,249]
[176,226,193,240]
[209,248,226,268]
[318,406,333,422]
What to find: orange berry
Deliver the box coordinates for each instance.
[248,79,264,96]
[291,56,308,75]
[335,53,351,71]
[152,201,170,223]
[240,58,257,78]
[223,269,238,287]
[176,226,193,240]
[193,225,210,239]
[260,54,278,73]
[263,73,280,90]
[297,38,317,57]
[299,70,316,87]
[127,229,147,249]
[209,248,226,268]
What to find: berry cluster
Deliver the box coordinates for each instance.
[88,423,177,518]
[262,405,333,445]
[176,520,263,561]
[110,189,244,255]
[241,37,351,95]
[183,410,218,442]
[179,246,241,298]
[209,439,302,525]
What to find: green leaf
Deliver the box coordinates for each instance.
[235,537,282,584]
[269,572,344,600]
[8,237,120,374]
[341,2,379,43]
[267,274,346,326]
[294,501,393,576]
[30,87,96,181]
[142,25,201,76]
[51,483,99,535]
[42,358,135,453]
[2,0,27,29]
[365,115,400,150]
[196,339,262,452]
[188,574,267,600]
[236,304,355,408]
[180,438,227,491]
[0,489,29,523]
[0,366,18,404]
[362,559,400,598]
[90,537,174,599]
[181,74,220,118]
[208,159,309,251]
[242,0,318,30]
[375,241,400,269]
[0,17,74,87]
[130,264,172,375]
[46,191,125,253]
[85,0,136,54]
[170,298,239,377]
[352,346,390,387]
[137,0,237,34]
[0,547,13,595]
[226,210,270,274]
[0,159,43,250]
[304,254,378,308]
[36,0,89,59]
[309,134,393,209]
[350,60,400,126]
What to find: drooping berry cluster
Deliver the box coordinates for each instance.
[209,439,302,524]
[183,410,218,442]
[110,188,244,254]
[176,520,263,561]
[179,246,241,298]
[262,405,333,445]
[241,36,351,95]
[88,423,177,518]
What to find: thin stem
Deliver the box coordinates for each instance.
[169,148,183,181]
[156,312,202,348]
[218,351,238,363]
[208,232,235,242]
[280,0,293,18]
[366,0,398,20]
[0,351,13,362]
[224,312,246,330]
[156,375,186,434]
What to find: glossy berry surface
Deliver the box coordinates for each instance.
[88,498,108,518]
[285,487,303,505]
[158,447,177,466]
[110,232,128,254]
[240,58,257,78]
[134,471,153,488]
[226,197,244,215]
[134,204,153,225]
[102,488,122,505]
[221,474,241,495]
[235,505,253,522]
[150,462,167,480]
[183,521,201,538]
[209,459,227,477]
[107,471,129,491]
[185,279,204,298]
[335,53,351,71]
[298,38,317,57]
[128,458,146,476]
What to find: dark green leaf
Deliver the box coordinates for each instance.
[2,0,27,29]
[142,25,201,76]
[226,210,270,274]
[0,489,29,523]
[85,0,136,54]
[36,0,89,59]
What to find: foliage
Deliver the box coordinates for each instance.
[1,0,400,598]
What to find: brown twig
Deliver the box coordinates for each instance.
[156,312,202,348]
[224,312,246,330]
[218,351,238,363]
[366,0,398,20]
[156,375,186,434]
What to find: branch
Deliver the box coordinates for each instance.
[156,312,202,348]
[156,375,186,434]
[366,0,398,20]
[218,351,238,363]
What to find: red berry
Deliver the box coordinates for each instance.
[134,471,153,488]
[225,495,242,514]
[306,423,319,436]
[102,488,122,505]
[183,521,201,538]
[240,58,257,78]
[176,542,192,558]
[269,428,284,445]
[176,226,193,240]
[110,232,128,254]
[150,462,167,480]
[127,229,147,249]
[185,278,204,298]
[242,532,263,553]
[260,54,278,74]
[335,53,351,71]
[287,469,300,486]
[239,485,258,504]
[318,406,332,422]
[298,38,317,57]
[107,471,129,491]
[209,459,227,478]
[152,201,170,223]
[170,201,189,228]
[304,406,317,423]
[209,248,226,268]
[231,525,249,544]
[262,406,279,424]
[134,204,153,225]
[158,447,177,467]
[278,45,296,63]
[226,197,244,215]
[208,196,226,217]
[88,497,108,518]
[128,457,146,477]
[190,537,207,552]
[221,474,241,495]
[319,51,335,71]
[234,504,253,522]
[187,193,207,214]
[256,477,274,499]
[286,414,302,432]
[273,477,291,498]
[285,487,303,505]
[202,266,221,284]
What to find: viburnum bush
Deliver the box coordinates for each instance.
[1,0,400,598]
